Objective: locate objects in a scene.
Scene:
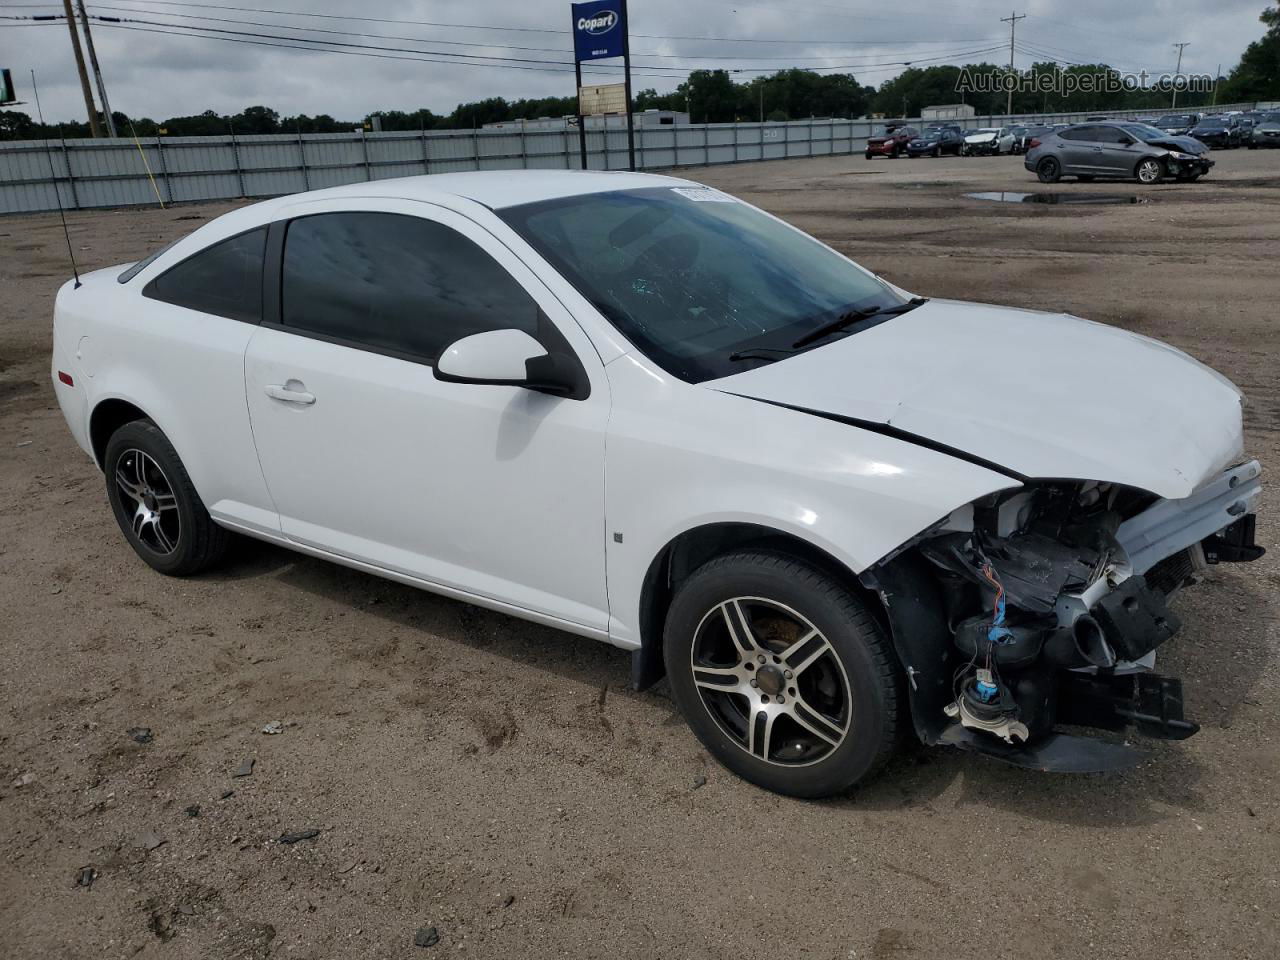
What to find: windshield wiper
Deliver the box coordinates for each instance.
[727,346,798,364]
[791,297,928,350]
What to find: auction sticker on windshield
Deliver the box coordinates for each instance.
[671,186,736,202]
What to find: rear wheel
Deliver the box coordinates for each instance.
[104,420,231,576]
[1135,157,1164,184]
[1036,156,1062,183]
[663,551,900,798]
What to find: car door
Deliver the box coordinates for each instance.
[1094,126,1140,176]
[243,198,612,634]
[1055,126,1102,174]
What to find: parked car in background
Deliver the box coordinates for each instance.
[1190,116,1241,149]
[1249,113,1280,147]
[52,170,1263,797]
[905,125,965,157]
[962,126,1015,156]
[1025,121,1213,184]
[864,124,918,159]
[1154,114,1201,136]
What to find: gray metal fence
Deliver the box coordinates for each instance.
[0,118,878,214]
[0,103,1261,215]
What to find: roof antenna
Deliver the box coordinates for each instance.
[30,69,81,288]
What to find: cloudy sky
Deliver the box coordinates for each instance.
[3,0,1270,124]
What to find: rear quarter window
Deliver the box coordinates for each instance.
[142,227,267,324]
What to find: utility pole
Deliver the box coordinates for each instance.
[1171,42,1189,109]
[1001,11,1026,117]
[61,0,102,136]
[1211,62,1221,106]
[76,0,116,136]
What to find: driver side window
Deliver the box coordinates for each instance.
[280,212,539,364]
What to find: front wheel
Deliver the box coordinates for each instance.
[1036,156,1062,183]
[865,151,874,160]
[104,419,231,576]
[1135,157,1165,184]
[663,551,901,798]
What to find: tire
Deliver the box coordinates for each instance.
[865,151,874,160]
[1036,156,1062,183]
[932,147,940,158]
[663,550,900,798]
[104,419,231,576]
[1135,157,1164,184]
[890,146,900,159]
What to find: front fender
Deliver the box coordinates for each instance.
[602,354,1019,646]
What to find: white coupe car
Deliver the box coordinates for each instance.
[963,126,1016,156]
[52,170,1263,797]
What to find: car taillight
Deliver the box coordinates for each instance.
[1028,138,1041,149]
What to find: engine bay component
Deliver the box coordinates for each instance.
[944,669,1030,744]
[1089,575,1180,662]
[870,469,1265,761]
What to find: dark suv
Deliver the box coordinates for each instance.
[905,125,965,157]
[865,124,918,159]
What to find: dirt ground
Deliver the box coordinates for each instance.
[2,150,1278,960]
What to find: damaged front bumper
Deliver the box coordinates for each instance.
[863,460,1263,772]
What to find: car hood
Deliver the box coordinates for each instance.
[965,133,997,142]
[1147,135,1208,154]
[707,300,1244,500]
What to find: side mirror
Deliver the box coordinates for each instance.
[434,328,586,399]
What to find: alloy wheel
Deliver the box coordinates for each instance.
[1137,159,1163,184]
[114,448,180,555]
[690,597,852,767]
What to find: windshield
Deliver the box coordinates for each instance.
[1121,123,1172,141]
[919,127,946,138]
[499,186,902,383]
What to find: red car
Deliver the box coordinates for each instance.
[865,124,918,159]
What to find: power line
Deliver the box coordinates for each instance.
[59,14,1011,77]
[2,19,998,82]
[999,10,1025,116]
[1171,42,1189,108]
[0,0,999,45]
[61,3,1002,65]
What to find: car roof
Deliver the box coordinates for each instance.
[252,169,693,216]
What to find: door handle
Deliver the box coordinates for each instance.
[265,382,316,405]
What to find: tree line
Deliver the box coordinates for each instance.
[2,3,1275,141]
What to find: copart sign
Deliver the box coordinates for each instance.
[571,0,625,61]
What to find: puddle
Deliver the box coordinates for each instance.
[965,191,1146,205]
